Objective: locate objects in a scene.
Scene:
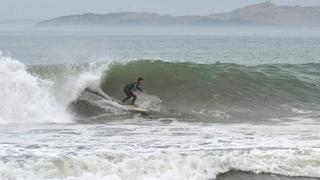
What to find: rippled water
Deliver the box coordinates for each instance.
[1,32,320,65]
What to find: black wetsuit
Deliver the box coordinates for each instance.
[122,82,143,105]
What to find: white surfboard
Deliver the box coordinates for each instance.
[126,105,149,113]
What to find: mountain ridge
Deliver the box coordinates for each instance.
[38,2,320,27]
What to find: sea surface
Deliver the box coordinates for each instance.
[0,31,320,180]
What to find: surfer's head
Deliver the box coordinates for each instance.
[137,77,144,84]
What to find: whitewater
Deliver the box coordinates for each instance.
[0,33,320,180]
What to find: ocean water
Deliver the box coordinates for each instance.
[0,32,320,180]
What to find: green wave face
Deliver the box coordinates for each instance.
[101,60,320,120]
[28,60,320,121]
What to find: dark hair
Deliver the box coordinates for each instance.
[137,77,144,81]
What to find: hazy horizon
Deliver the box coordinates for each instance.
[2,0,320,21]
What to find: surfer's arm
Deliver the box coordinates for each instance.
[136,85,143,92]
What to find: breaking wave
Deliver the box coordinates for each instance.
[2,53,320,122]
[101,60,320,120]
[0,53,70,123]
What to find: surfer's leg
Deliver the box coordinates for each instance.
[122,96,131,103]
[122,91,131,104]
[131,94,137,105]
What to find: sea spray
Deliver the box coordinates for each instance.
[0,53,70,123]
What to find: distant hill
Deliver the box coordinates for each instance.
[209,2,320,26]
[37,2,320,27]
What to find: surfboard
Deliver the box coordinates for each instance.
[125,105,149,114]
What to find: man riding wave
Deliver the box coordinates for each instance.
[122,77,144,106]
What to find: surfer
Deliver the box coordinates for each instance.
[122,77,144,106]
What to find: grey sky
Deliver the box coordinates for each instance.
[2,0,320,20]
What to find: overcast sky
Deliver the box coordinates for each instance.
[2,0,320,20]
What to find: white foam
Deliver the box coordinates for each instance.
[56,62,111,104]
[0,149,320,180]
[0,53,71,123]
[135,91,162,111]
[0,120,320,179]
